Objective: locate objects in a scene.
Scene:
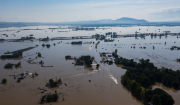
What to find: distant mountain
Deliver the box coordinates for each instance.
[61,17,149,25]
[115,17,148,23]
[1,18,180,28]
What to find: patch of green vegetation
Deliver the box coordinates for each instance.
[15,62,21,68]
[2,78,7,84]
[5,62,21,69]
[116,57,180,89]
[96,64,99,69]
[37,52,41,57]
[42,44,45,47]
[79,55,93,67]
[1,51,22,59]
[40,93,58,104]
[65,55,71,60]
[17,79,21,83]
[46,78,62,88]
[4,63,14,68]
[46,44,50,48]
[32,72,39,78]
[121,75,174,105]
[177,59,180,62]
[116,57,178,105]
[39,60,44,64]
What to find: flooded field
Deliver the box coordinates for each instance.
[0,26,180,39]
[0,26,180,105]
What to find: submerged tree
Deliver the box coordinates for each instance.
[2,78,7,84]
[96,64,100,69]
[152,95,161,105]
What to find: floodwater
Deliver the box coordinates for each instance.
[0,25,180,39]
[0,26,180,105]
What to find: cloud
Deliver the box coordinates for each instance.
[1,0,180,22]
[151,8,180,21]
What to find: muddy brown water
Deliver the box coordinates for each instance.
[0,26,180,105]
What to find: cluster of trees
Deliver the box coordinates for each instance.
[40,93,58,104]
[39,60,44,64]
[95,41,100,49]
[21,36,35,40]
[96,64,99,69]
[65,55,71,60]
[115,58,156,70]
[121,75,175,105]
[111,34,117,38]
[17,79,21,83]
[37,52,41,57]
[177,59,180,62]
[2,78,7,84]
[42,44,51,48]
[32,72,39,78]
[15,62,21,68]
[4,63,14,68]
[79,55,93,67]
[46,44,50,48]
[116,57,180,89]
[93,34,105,40]
[75,27,95,31]
[5,62,21,69]
[40,36,49,41]
[1,51,23,59]
[47,78,62,88]
[170,46,180,50]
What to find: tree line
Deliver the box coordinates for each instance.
[121,75,174,105]
[115,57,180,90]
[114,57,179,105]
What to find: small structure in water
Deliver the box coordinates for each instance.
[71,41,82,44]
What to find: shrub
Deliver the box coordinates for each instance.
[17,79,21,83]
[2,78,7,84]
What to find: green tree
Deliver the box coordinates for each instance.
[76,59,80,63]
[115,49,118,54]
[47,95,53,102]
[153,88,174,105]
[49,79,54,87]
[144,89,154,102]
[96,64,100,69]
[152,95,161,105]
[2,78,7,84]
[142,77,151,88]
[52,94,59,102]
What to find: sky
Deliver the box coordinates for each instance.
[0,0,180,22]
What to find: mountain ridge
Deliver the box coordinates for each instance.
[61,17,149,24]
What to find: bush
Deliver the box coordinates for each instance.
[65,55,71,60]
[4,63,14,68]
[17,79,21,83]
[2,78,7,84]
[38,52,41,57]
[41,93,59,103]
[15,62,21,67]
[52,94,58,102]
[96,64,99,69]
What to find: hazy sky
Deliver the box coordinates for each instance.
[0,0,180,22]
